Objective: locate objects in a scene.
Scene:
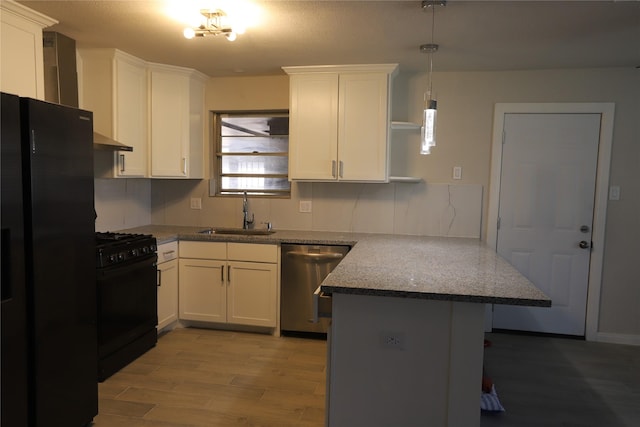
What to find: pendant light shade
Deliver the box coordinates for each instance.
[421,99,437,155]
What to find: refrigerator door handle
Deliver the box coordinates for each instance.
[1,228,10,302]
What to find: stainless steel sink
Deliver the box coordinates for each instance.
[198,228,275,236]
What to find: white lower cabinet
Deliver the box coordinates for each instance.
[178,241,278,328]
[226,260,278,327]
[156,241,178,331]
[179,257,227,322]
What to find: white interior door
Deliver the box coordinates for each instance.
[492,113,601,336]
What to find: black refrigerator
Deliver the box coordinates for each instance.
[1,93,98,427]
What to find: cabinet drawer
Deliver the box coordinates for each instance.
[157,241,178,263]
[179,241,226,259]
[228,243,277,263]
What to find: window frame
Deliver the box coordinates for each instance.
[212,110,290,198]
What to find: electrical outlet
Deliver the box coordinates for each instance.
[190,197,202,210]
[380,332,404,350]
[299,200,312,213]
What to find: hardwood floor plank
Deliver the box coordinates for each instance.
[229,372,320,394]
[116,386,214,408]
[93,413,194,427]
[259,388,325,409]
[99,397,155,418]
[143,406,250,427]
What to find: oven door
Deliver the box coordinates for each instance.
[96,254,158,360]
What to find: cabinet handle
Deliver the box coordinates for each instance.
[182,157,187,176]
[227,265,231,284]
[119,154,125,173]
[220,265,224,283]
[157,269,162,287]
[332,160,337,178]
[162,250,175,257]
[339,161,344,178]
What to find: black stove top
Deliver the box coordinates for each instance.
[96,232,157,268]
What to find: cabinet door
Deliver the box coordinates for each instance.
[227,261,277,327]
[114,57,148,177]
[150,69,188,177]
[338,73,390,181]
[179,258,226,322]
[289,73,339,180]
[157,258,178,330]
[0,3,54,99]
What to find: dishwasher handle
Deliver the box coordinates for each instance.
[285,251,345,262]
[313,285,333,322]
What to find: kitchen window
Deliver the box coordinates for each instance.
[214,112,290,197]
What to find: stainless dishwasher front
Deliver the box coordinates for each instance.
[280,244,350,334]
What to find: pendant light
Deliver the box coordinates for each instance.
[420,0,445,155]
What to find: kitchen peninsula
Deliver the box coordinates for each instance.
[120,225,550,427]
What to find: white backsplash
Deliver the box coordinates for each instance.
[94,178,481,237]
[310,182,482,237]
[94,178,151,232]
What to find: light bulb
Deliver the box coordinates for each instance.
[183,27,195,39]
[226,32,237,41]
[234,23,246,35]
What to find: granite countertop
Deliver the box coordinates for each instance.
[118,225,551,307]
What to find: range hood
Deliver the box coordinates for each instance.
[92,132,133,152]
[43,31,133,152]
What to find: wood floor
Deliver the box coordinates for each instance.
[90,328,640,427]
[91,328,327,427]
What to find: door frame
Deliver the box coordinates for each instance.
[486,103,615,341]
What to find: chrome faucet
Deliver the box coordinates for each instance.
[242,192,254,229]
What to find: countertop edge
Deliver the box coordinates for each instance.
[321,285,552,307]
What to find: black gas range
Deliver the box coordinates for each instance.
[95,232,158,381]
[96,232,157,268]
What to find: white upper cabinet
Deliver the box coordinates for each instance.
[0,1,56,99]
[283,64,398,182]
[148,63,206,179]
[78,48,148,177]
[287,72,339,181]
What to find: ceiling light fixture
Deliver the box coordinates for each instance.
[183,9,244,41]
[419,0,446,155]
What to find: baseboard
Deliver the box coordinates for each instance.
[596,332,640,346]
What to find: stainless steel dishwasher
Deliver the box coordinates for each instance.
[281,244,350,334]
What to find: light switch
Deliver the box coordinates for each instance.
[609,186,620,201]
[453,166,462,180]
[190,197,202,209]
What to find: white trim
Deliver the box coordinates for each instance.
[487,103,615,342]
[282,64,399,76]
[0,0,58,28]
[596,332,640,347]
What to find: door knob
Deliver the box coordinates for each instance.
[579,240,590,249]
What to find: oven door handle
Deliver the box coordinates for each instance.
[97,255,157,279]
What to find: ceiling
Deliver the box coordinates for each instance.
[18,0,640,78]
